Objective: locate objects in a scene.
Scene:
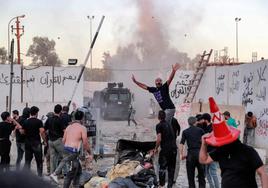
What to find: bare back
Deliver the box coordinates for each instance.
[64,122,87,150]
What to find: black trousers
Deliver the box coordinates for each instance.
[186,151,206,188]
[24,141,43,177]
[16,142,25,170]
[0,139,11,172]
[63,156,81,188]
[159,149,177,188]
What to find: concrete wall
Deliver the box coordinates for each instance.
[0,65,83,114]
[194,60,268,151]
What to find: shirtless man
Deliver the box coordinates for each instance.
[132,63,180,122]
[50,110,92,183]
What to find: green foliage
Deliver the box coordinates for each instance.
[27,36,62,66]
[0,47,7,64]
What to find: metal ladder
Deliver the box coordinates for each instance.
[184,49,213,103]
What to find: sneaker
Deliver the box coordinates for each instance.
[50,173,58,184]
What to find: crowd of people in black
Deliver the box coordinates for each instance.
[0,104,93,188]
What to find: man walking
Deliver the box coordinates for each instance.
[154,110,177,188]
[244,111,257,146]
[201,113,220,188]
[199,97,268,188]
[0,112,21,172]
[44,104,66,174]
[50,110,93,186]
[180,116,206,188]
[22,106,46,177]
[127,105,137,126]
[132,63,180,122]
[15,107,30,170]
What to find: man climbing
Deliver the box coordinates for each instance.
[132,63,180,122]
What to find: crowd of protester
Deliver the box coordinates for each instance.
[0,104,93,188]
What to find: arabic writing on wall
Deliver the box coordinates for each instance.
[256,108,268,137]
[0,71,77,88]
[40,71,77,88]
[230,70,240,94]
[216,74,225,95]
[170,73,193,99]
[242,72,254,106]
[0,73,35,86]
[256,65,267,102]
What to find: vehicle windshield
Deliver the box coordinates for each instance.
[119,93,129,101]
[109,93,119,101]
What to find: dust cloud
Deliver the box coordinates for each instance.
[103,0,203,118]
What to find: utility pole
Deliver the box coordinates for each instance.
[11,17,25,64]
[235,17,241,63]
[11,17,25,102]
[9,39,15,113]
[87,15,94,69]
[7,15,25,64]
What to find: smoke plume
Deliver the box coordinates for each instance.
[103,0,202,117]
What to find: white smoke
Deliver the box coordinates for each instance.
[103,0,203,117]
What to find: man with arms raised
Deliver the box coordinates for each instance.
[132,63,180,122]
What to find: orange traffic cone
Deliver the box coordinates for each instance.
[205,97,240,147]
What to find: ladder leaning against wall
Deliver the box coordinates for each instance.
[184,49,213,103]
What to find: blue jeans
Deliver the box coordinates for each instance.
[49,138,67,174]
[63,155,81,188]
[55,150,78,175]
[206,162,220,188]
[16,142,25,170]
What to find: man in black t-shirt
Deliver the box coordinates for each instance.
[200,138,267,188]
[179,116,206,188]
[15,107,30,170]
[22,106,46,177]
[199,97,268,188]
[61,106,72,128]
[0,112,21,172]
[132,63,181,122]
[154,111,177,188]
[45,104,66,174]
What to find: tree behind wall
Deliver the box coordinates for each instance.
[27,36,62,66]
[0,47,7,64]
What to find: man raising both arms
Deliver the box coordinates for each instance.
[132,63,180,122]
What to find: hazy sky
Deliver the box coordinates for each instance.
[1,0,268,67]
